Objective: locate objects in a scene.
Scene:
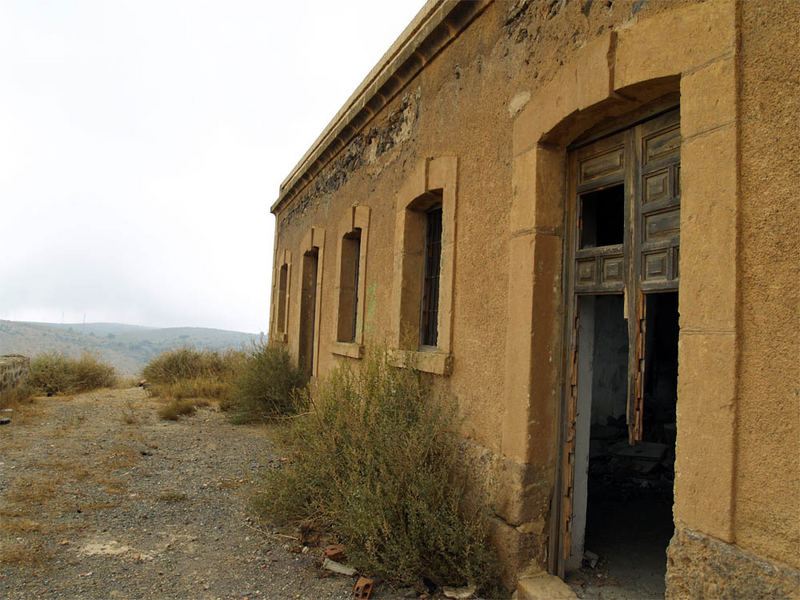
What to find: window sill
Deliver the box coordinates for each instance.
[331,341,364,359]
[389,349,453,376]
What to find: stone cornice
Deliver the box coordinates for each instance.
[271,0,492,215]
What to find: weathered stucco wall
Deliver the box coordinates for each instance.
[734,0,800,570]
[273,0,703,457]
[270,0,799,593]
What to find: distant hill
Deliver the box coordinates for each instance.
[0,320,260,376]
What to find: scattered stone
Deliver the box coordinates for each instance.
[322,558,357,577]
[324,544,346,562]
[353,576,374,599]
[443,584,476,599]
[583,550,599,569]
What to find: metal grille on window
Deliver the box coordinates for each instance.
[420,206,442,347]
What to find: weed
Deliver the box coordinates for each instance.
[0,382,35,409]
[157,397,208,420]
[5,477,59,506]
[253,347,501,594]
[0,539,53,566]
[0,517,43,535]
[121,399,139,424]
[157,490,186,502]
[225,341,307,423]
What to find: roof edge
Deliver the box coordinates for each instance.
[271,0,492,215]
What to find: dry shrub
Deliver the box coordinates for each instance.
[27,351,117,395]
[143,347,243,385]
[157,398,208,421]
[225,341,306,423]
[142,347,245,401]
[0,382,35,409]
[254,347,501,594]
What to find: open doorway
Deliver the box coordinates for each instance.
[567,292,678,598]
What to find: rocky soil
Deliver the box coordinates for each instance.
[0,388,405,599]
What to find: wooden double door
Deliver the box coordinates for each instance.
[560,108,681,565]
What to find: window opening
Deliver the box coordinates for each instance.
[299,249,319,378]
[337,230,361,343]
[420,205,442,348]
[277,264,288,333]
[580,185,625,248]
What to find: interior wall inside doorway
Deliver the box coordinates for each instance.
[568,292,679,597]
[570,294,628,570]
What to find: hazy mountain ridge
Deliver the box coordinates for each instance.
[0,320,260,376]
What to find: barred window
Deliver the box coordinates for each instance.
[420,206,442,347]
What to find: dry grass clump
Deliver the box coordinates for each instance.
[254,347,501,595]
[157,490,186,502]
[26,351,117,395]
[143,347,243,389]
[143,347,245,420]
[157,398,209,420]
[143,347,245,401]
[0,382,35,409]
[224,341,306,423]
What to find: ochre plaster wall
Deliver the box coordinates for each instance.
[269,0,799,592]
[734,0,800,569]
[273,0,704,458]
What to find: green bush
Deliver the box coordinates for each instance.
[27,352,117,395]
[224,341,306,423]
[254,348,501,594]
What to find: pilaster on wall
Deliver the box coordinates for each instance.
[675,49,738,541]
[506,0,739,577]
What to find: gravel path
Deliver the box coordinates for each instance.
[0,388,390,600]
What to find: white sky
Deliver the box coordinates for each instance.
[0,0,425,333]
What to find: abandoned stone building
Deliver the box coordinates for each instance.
[268,0,799,597]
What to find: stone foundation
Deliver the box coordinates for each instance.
[666,526,800,599]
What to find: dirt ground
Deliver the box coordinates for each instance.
[0,388,405,600]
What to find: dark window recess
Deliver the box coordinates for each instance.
[277,264,288,331]
[351,242,360,341]
[420,206,442,347]
[580,184,625,248]
[337,231,361,343]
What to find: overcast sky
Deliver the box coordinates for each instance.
[0,0,425,333]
